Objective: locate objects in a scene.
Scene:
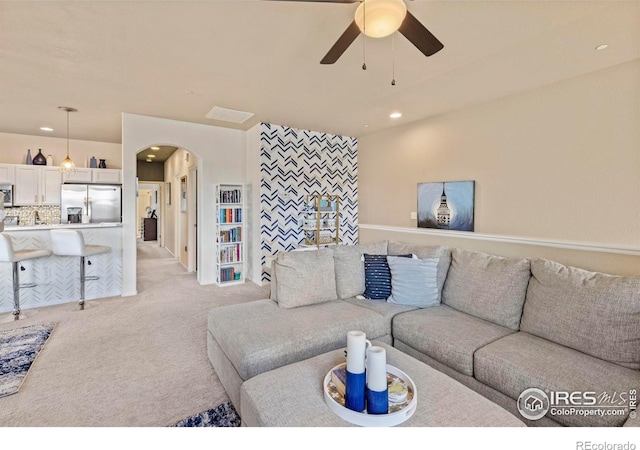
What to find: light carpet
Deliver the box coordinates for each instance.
[0,323,55,397]
[0,240,269,426]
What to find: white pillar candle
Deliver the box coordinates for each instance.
[366,346,387,392]
[346,330,370,374]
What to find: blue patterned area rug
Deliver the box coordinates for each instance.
[0,322,55,398]
[171,401,241,427]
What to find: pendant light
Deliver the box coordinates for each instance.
[58,106,77,173]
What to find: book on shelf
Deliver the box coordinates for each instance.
[219,188,242,204]
[219,208,242,224]
[219,266,241,283]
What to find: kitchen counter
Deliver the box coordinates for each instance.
[0,224,123,314]
[4,222,123,231]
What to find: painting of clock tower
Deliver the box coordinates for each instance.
[436,183,451,229]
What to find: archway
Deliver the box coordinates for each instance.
[121,113,246,296]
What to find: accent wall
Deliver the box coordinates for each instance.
[259,123,358,281]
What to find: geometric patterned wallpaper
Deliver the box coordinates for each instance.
[260,122,358,281]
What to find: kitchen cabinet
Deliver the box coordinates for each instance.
[63,168,93,183]
[63,168,121,184]
[92,169,121,184]
[0,164,15,184]
[13,166,62,206]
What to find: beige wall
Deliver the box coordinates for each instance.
[0,132,122,169]
[358,59,640,250]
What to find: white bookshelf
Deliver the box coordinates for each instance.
[215,183,245,286]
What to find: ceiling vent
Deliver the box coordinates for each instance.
[205,106,255,124]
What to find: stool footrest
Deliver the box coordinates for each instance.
[83,276,100,281]
[18,283,37,289]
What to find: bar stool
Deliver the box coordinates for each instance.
[50,229,111,310]
[0,233,51,321]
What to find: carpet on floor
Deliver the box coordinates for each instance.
[171,401,241,427]
[0,322,55,398]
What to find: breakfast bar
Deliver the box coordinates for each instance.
[0,223,122,314]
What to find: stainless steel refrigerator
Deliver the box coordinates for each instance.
[60,184,122,224]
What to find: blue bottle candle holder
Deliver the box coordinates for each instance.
[345,370,366,412]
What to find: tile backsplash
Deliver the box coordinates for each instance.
[3,205,61,226]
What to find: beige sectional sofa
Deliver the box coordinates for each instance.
[207,240,640,427]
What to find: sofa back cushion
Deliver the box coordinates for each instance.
[386,256,440,308]
[274,248,338,308]
[442,248,531,330]
[521,259,640,370]
[387,242,451,302]
[333,241,388,299]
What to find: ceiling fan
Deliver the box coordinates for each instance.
[274,0,444,64]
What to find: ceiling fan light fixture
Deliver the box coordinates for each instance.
[355,0,407,38]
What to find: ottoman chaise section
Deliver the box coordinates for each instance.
[207,298,389,410]
[474,332,640,427]
[392,305,515,376]
[240,342,525,427]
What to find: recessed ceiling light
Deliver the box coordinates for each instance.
[150,146,160,150]
[146,159,152,163]
[40,127,53,131]
[390,112,402,119]
[363,124,369,128]
[147,154,156,158]
[596,44,608,50]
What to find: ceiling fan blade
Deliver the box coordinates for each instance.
[398,11,444,57]
[320,20,361,64]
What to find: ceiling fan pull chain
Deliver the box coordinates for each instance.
[362,0,367,70]
[391,32,396,86]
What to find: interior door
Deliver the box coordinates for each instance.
[179,176,188,268]
[188,167,197,272]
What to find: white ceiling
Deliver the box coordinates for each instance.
[1,1,639,144]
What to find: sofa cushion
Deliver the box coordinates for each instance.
[208,299,388,381]
[520,258,640,370]
[442,248,531,330]
[362,254,412,300]
[332,241,388,299]
[387,256,440,308]
[392,305,514,376]
[387,241,451,301]
[475,332,640,427]
[274,248,337,308]
[343,296,418,335]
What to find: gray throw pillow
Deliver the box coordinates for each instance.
[333,241,388,299]
[274,248,338,309]
[442,248,531,330]
[387,257,440,308]
[521,258,640,370]
[387,242,451,302]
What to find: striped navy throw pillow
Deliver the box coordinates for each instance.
[362,254,413,300]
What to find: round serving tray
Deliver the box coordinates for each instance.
[323,362,418,427]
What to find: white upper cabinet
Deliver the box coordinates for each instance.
[13,166,40,205]
[63,168,121,184]
[92,169,121,184]
[63,168,93,183]
[0,164,15,184]
[41,167,62,205]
